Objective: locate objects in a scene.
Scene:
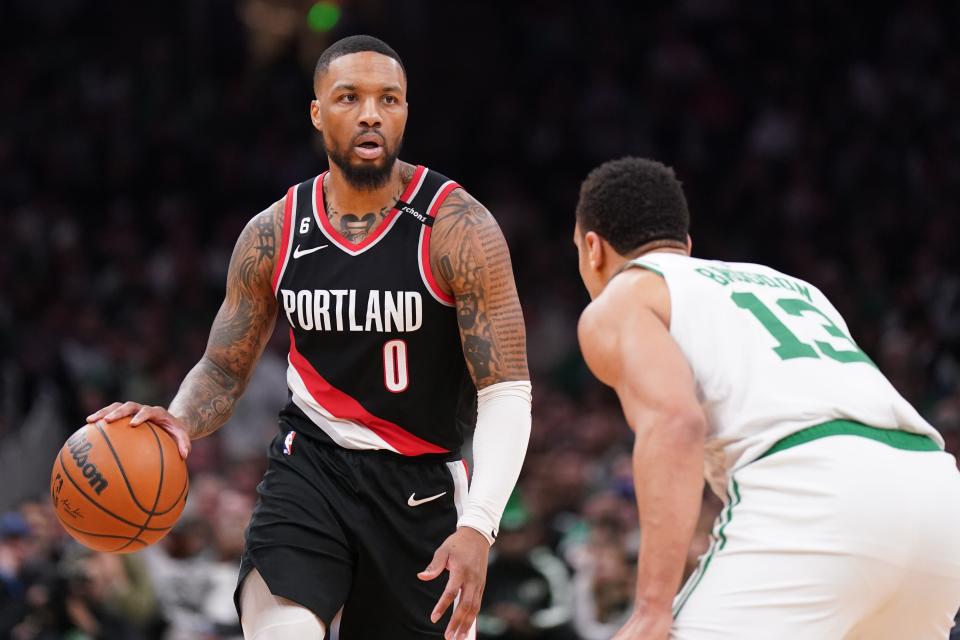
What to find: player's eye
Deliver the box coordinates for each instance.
[339,94,357,103]
[383,95,398,105]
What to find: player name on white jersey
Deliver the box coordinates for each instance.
[280,288,423,333]
[693,265,813,302]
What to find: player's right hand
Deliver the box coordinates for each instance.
[418,527,490,640]
[86,402,192,460]
[609,604,672,640]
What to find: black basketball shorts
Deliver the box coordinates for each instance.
[234,420,469,638]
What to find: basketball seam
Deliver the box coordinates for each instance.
[56,451,169,532]
[152,475,189,516]
[94,422,156,515]
[59,519,149,548]
[113,423,167,552]
[148,426,189,515]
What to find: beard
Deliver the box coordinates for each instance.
[323,131,403,191]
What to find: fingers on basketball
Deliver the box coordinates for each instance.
[131,405,175,428]
[103,401,144,423]
[161,425,191,460]
[86,402,123,422]
[129,407,190,459]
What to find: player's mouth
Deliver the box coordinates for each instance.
[353,134,385,160]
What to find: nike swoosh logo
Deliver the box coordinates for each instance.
[407,492,447,507]
[293,244,328,259]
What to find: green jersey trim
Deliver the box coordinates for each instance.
[622,259,664,278]
[759,419,941,461]
[673,477,741,618]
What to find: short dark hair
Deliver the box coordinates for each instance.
[314,35,405,85]
[576,157,690,255]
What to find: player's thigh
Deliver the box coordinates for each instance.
[339,458,466,638]
[240,569,326,640]
[675,440,960,639]
[844,570,960,640]
[672,550,871,640]
[672,450,884,639]
[846,450,960,640]
[236,428,356,625]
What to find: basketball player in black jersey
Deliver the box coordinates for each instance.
[87,35,532,640]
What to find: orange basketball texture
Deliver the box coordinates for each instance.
[50,417,189,553]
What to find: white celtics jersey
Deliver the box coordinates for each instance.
[626,252,943,495]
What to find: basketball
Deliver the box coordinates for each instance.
[50,417,189,553]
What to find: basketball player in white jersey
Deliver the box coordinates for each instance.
[573,157,960,639]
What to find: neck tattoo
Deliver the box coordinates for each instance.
[324,190,401,243]
[322,166,414,244]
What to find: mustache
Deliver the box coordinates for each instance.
[351,129,386,146]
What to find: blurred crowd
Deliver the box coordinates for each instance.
[2,0,959,638]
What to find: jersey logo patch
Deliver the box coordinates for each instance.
[283,431,296,455]
[407,491,446,507]
[293,244,328,259]
[397,200,433,227]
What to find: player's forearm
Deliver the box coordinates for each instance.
[632,410,705,609]
[459,380,532,543]
[168,356,245,439]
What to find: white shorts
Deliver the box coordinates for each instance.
[673,434,960,639]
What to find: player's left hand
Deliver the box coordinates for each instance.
[610,602,673,640]
[418,526,490,640]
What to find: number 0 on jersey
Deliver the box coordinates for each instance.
[383,340,409,393]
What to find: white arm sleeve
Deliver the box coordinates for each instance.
[458,380,532,545]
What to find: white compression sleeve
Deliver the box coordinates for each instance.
[459,380,532,544]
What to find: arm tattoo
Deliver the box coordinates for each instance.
[169,200,282,438]
[431,189,529,387]
[253,213,276,262]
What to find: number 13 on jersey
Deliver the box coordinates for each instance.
[732,292,875,366]
[383,339,409,392]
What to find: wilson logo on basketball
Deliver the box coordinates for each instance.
[66,432,110,495]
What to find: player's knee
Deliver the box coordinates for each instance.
[243,614,325,640]
[240,570,326,640]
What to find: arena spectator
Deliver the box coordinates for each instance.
[479,497,575,640]
[0,513,32,636]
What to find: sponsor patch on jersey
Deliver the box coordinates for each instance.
[283,430,296,456]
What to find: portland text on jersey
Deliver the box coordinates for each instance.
[279,288,423,332]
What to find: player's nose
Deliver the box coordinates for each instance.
[357,96,382,128]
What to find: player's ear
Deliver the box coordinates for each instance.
[686,234,693,255]
[310,100,323,132]
[585,231,604,271]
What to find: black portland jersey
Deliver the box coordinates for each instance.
[271,165,476,456]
